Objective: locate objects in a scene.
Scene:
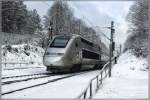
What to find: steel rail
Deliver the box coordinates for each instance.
[2,72,51,79]
[2,74,54,85]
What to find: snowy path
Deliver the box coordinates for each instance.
[93,51,148,99]
[94,77,148,98]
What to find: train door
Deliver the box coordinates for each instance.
[74,38,82,64]
[70,38,82,72]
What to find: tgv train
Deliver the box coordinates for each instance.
[43,34,109,73]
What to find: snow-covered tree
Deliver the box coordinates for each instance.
[2,1,27,33]
[44,0,73,35]
[124,0,149,57]
[2,1,42,35]
[23,9,42,34]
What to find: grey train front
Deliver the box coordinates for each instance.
[43,34,109,73]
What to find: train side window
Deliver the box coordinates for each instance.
[99,47,101,51]
[81,38,93,47]
[82,49,100,59]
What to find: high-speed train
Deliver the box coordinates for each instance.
[43,34,109,73]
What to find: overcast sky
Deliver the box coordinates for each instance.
[24,1,134,48]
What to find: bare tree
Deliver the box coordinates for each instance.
[43,0,102,47]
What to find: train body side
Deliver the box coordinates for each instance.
[43,34,108,72]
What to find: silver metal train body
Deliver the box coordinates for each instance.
[43,34,108,72]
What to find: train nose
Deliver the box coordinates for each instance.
[43,56,64,66]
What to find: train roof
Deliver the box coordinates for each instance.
[53,34,100,47]
[53,34,81,40]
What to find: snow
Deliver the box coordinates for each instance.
[93,51,148,98]
[2,70,101,99]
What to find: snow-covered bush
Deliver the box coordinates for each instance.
[2,44,45,65]
[4,44,12,52]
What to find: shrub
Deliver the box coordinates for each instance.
[5,45,12,52]
[24,44,30,51]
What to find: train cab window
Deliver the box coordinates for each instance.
[50,36,70,48]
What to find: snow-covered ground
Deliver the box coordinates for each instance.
[93,51,149,99]
[1,44,149,99]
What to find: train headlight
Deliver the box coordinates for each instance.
[45,52,64,56]
[76,53,79,57]
[76,52,80,57]
[57,53,64,56]
[45,52,51,55]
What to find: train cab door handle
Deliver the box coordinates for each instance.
[75,42,78,47]
[79,51,82,59]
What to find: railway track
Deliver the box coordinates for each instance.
[2,68,95,80]
[2,74,54,85]
[3,67,44,70]
[2,72,51,79]
[2,71,89,96]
